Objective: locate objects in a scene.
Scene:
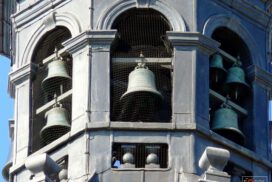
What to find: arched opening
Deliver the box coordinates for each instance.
[209,27,253,149]
[110,8,173,123]
[111,8,172,57]
[30,26,72,152]
[212,27,251,67]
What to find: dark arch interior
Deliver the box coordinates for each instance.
[212,27,251,68]
[30,26,72,152]
[111,8,173,57]
[32,26,72,64]
[211,27,254,150]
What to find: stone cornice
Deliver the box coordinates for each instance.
[214,0,270,29]
[12,0,70,30]
[9,63,37,85]
[166,32,220,55]
[9,122,272,175]
[62,30,117,54]
[247,65,272,89]
[8,63,37,98]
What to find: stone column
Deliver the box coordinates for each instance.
[167,32,219,128]
[9,64,36,165]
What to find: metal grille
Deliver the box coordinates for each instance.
[31,27,72,152]
[112,143,168,168]
[110,62,172,122]
[111,8,172,58]
[110,9,172,122]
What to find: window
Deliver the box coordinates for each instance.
[209,27,253,149]
[110,8,173,123]
[30,26,72,152]
[112,143,168,169]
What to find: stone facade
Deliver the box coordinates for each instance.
[3,0,272,181]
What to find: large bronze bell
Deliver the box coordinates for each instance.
[223,63,250,102]
[40,104,70,145]
[42,57,71,95]
[119,63,162,122]
[211,104,245,145]
[209,53,227,91]
[121,63,162,100]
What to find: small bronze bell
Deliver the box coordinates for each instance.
[223,62,250,102]
[119,63,162,122]
[40,103,70,145]
[42,51,71,95]
[211,103,245,145]
[209,53,227,91]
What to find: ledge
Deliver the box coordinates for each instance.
[9,121,272,175]
[62,30,117,54]
[166,32,220,55]
[247,65,272,89]
[111,167,170,172]
[12,0,70,30]
[8,63,37,97]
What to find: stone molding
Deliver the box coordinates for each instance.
[12,0,71,30]
[247,64,272,89]
[20,11,81,67]
[96,0,186,31]
[203,14,263,67]
[8,63,37,97]
[199,147,230,172]
[25,153,60,182]
[214,0,269,29]
[10,122,272,176]
[166,32,220,55]
[63,30,117,54]
[198,147,230,182]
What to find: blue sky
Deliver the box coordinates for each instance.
[0,55,13,182]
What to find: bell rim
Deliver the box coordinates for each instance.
[209,66,227,73]
[40,124,71,135]
[222,82,250,97]
[40,125,71,144]
[42,75,71,86]
[212,127,245,141]
[120,89,163,101]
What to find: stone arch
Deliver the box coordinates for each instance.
[203,14,262,67]
[96,0,186,32]
[21,12,81,67]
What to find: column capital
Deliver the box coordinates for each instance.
[166,31,220,55]
[63,30,117,54]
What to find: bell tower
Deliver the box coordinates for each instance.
[2,0,272,181]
